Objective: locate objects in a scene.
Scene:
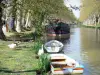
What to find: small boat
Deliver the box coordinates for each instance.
[50,54,84,75]
[45,21,70,39]
[44,40,63,53]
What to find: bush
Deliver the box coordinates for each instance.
[31,40,42,54]
[38,54,50,75]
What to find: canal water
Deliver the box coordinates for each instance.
[63,27,100,75]
[45,27,100,75]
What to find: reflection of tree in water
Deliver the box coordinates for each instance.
[95,28,100,42]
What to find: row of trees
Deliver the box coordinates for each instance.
[80,0,100,26]
[0,0,76,40]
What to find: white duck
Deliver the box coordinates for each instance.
[38,45,44,56]
[8,43,17,49]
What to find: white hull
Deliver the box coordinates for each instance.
[50,54,84,75]
[44,40,63,53]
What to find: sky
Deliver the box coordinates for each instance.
[64,0,81,18]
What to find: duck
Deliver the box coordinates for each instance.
[8,42,19,49]
[38,45,44,56]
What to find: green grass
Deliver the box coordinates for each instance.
[0,40,40,75]
[39,54,50,75]
[79,24,100,29]
[5,29,35,37]
[32,40,42,54]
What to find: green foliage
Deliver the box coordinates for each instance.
[80,0,100,21]
[31,40,42,54]
[38,54,50,75]
[21,32,34,39]
[22,0,76,36]
[4,0,76,38]
[0,40,40,74]
[79,24,100,29]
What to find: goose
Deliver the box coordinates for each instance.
[38,45,44,56]
[8,42,19,49]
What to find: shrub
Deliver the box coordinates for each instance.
[31,40,42,54]
[38,54,50,75]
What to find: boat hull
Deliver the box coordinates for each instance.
[46,33,70,40]
[44,40,63,53]
[50,54,84,75]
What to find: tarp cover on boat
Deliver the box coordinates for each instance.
[45,22,70,34]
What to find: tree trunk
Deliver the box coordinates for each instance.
[9,0,17,32]
[16,17,21,33]
[16,0,23,33]
[25,11,30,28]
[9,17,16,31]
[0,1,6,40]
[98,15,100,24]
[16,9,21,33]
[0,25,6,40]
[21,10,26,30]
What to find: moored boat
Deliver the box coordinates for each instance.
[50,54,84,75]
[44,40,63,53]
[45,21,70,39]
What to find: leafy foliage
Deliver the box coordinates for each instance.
[31,40,42,54]
[2,0,76,38]
[39,54,50,75]
[80,0,100,21]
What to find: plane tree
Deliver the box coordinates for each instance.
[0,0,76,40]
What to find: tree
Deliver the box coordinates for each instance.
[22,0,76,36]
[0,0,6,40]
[1,0,76,39]
[80,0,100,22]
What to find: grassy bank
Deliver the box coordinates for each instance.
[0,40,40,75]
[79,24,100,29]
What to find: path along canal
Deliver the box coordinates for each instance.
[46,27,100,75]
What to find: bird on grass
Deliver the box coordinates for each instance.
[8,42,20,49]
[38,45,44,56]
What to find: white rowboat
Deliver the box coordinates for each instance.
[50,54,84,75]
[44,40,63,53]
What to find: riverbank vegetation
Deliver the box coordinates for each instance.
[0,40,39,75]
[0,0,76,40]
[0,0,76,74]
[80,0,100,27]
[79,24,100,29]
[0,39,50,75]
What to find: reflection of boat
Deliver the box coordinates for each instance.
[44,40,63,53]
[45,22,70,39]
[50,54,84,75]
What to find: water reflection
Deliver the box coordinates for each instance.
[80,28,100,75]
[64,28,82,61]
[45,27,100,75]
[64,28,100,75]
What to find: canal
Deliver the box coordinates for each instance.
[63,27,100,75]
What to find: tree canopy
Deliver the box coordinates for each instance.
[0,0,76,39]
[80,0,100,21]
